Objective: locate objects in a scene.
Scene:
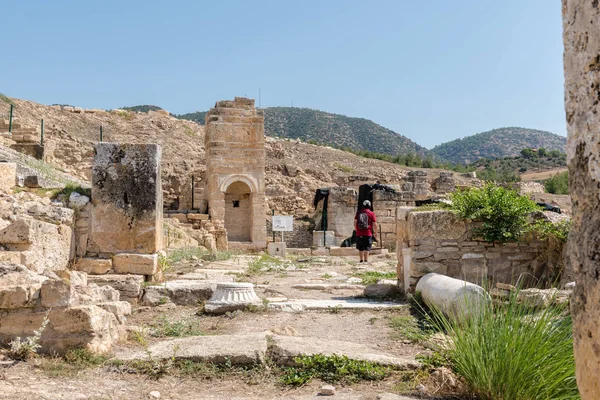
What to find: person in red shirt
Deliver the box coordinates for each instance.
[354,200,377,263]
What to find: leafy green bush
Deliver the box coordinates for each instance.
[545,171,569,194]
[528,218,571,243]
[450,184,540,243]
[428,290,578,400]
[280,354,389,386]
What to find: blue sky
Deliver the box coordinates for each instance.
[1,1,564,149]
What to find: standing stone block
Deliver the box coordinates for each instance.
[563,1,600,397]
[112,253,158,275]
[91,143,163,254]
[0,162,16,191]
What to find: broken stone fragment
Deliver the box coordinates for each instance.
[74,258,113,275]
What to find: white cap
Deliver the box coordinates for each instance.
[363,200,371,207]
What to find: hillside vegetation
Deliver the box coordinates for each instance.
[122,105,164,113]
[473,148,566,182]
[177,107,429,158]
[430,127,566,164]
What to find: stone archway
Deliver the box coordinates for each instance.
[223,180,252,242]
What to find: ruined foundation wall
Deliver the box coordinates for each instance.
[397,210,563,291]
[563,1,600,397]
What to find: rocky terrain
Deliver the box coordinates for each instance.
[0,96,475,214]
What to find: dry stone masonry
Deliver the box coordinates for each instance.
[563,1,600,396]
[396,209,565,293]
[204,97,267,249]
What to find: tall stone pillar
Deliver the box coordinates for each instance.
[204,98,266,249]
[563,1,600,397]
[90,143,163,254]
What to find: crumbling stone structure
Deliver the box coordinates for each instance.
[396,209,566,293]
[0,264,129,354]
[204,98,266,249]
[563,1,600,396]
[75,143,164,303]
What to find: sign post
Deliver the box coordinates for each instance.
[272,215,293,242]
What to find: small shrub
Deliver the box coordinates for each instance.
[545,171,569,194]
[353,271,396,285]
[167,247,207,263]
[428,290,578,400]
[280,354,389,386]
[388,315,435,343]
[333,163,355,173]
[150,317,203,338]
[450,183,540,243]
[247,254,293,275]
[51,183,91,200]
[528,218,571,243]
[8,312,49,360]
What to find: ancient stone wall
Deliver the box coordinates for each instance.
[89,143,163,254]
[0,264,129,354]
[563,1,600,396]
[204,98,266,249]
[397,209,565,292]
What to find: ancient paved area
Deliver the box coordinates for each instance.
[0,253,442,399]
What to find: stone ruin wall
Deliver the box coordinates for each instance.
[0,164,130,354]
[396,209,566,293]
[562,0,600,396]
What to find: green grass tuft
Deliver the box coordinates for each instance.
[352,271,396,285]
[427,289,578,399]
[280,354,390,386]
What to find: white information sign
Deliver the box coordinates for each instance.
[272,215,294,232]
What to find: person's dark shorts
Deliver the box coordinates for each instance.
[356,236,373,251]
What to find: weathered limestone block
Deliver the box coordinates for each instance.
[74,258,113,275]
[407,210,467,241]
[40,278,78,308]
[91,143,162,254]
[563,1,600,395]
[0,162,16,191]
[75,283,120,304]
[0,218,73,274]
[87,274,144,303]
[0,305,126,355]
[112,253,158,275]
[97,301,132,324]
[0,263,47,309]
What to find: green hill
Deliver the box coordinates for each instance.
[176,107,429,157]
[122,105,164,113]
[430,127,566,164]
[472,148,566,182]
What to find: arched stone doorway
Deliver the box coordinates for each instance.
[224,181,252,242]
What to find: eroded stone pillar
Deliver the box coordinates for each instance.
[91,143,163,254]
[204,98,266,248]
[563,1,600,397]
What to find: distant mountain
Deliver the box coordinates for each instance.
[176,107,429,157]
[430,127,567,164]
[122,105,163,113]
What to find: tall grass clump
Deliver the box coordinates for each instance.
[428,291,578,400]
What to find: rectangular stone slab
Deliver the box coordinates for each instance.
[115,332,268,365]
[112,253,158,275]
[91,143,162,254]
